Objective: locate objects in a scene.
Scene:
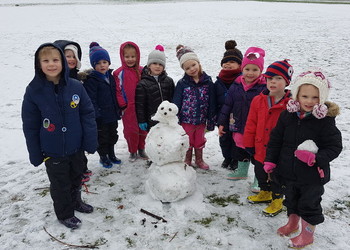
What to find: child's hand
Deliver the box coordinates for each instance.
[138,123,148,131]
[294,150,316,166]
[263,162,276,173]
[218,125,225,137]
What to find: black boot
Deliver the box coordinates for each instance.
[108,145,121,164]
[72,188,94,213]
[100,155,113,168]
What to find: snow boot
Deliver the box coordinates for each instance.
[194,148,209,170]
[263,198,284,217]
[72,188,94,213]
[250,176,260,193]
[277,214,300,237]
[184,148,193,166]
[138,149,149,160]
[100,155,113,168]
[288,219,315,248]
[221,158,231,168]
[227,160,249,180]
[129,152,138,162]
[59,216,81,229]
[247,190,272,204]
[108,145,121,164]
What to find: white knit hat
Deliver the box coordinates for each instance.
[64,44,81,69]
[176,45,200,68]
[291,69,331,105]
[147,45,166,68]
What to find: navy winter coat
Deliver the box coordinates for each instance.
[22,43,97,166]
[265,102,342,185]
[83,69,121,124]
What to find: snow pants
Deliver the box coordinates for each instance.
[45,150,84,220]
[182,123,206,149]
[97,121,119,156]
[219,125,238,161]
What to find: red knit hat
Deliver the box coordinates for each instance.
[263,59,294,85]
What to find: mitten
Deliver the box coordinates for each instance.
[294,150,316,166]
[138,122,148,131]
[263,162,276,173]
[245,147,255,156]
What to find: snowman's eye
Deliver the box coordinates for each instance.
[169,108,172,112]
[161,107,164,110]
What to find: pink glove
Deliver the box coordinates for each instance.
[294,150,316,166]
[263,162,276,173]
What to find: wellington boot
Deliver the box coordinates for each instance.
[289,219,315,249]
[227,161,249,180]
[184,148,193,166]
[250,176,260,193]
[263,198,283,217]
[247,190,272,204]
[138,149,149,160]
[194,148,209,170]
[278,214,300,237]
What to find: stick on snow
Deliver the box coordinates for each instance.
[140,208,167,222]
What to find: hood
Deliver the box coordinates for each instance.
[119,41,141,69]
[53,40,82,60]
[325,101,340,117]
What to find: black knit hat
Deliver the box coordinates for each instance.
[220,40,243,66]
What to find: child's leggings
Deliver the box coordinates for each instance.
[181,123,206,149]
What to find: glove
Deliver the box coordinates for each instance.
[139,122,148,131]
[263,162,276,173]
[245,147,255,156]
[294,150,316,166]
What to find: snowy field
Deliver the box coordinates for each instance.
[1,0,350,249]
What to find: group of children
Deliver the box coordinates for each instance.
[21,39,342,249]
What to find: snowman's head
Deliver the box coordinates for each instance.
[152,100,179,125]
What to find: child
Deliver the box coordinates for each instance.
[217,47,267,180]
[214,40,243,170]
[21,43,97,229]
[113,41,148,162]
[54,39,91,182]
[84,42,121,168]
[244,60,293,216]
[135,45,175,131]
[173,45,216,170]
[264,69,342,248]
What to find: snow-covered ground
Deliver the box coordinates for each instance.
[1,1,350,249]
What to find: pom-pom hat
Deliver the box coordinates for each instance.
[147,45,166,68]
[89,42,111,69]
[176,45,200,68]
[64,44,81,70]
[263,59,293,85]
[221,40,243,66]
[241,47,265,72]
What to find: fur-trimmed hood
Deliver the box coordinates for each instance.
[325,101,340,117]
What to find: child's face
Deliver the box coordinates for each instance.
[95,60,110,74]
[123,47,137,67]
[148,63,164,76]
[242,64,261,84]
[39,49,62,83]
[267,75,287,96]
[222,60,240,70]
[297,84,320,112]
[183,59,200,78]
[64,49,77,70]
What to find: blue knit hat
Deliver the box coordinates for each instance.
[89,42,110,69]
[263,59,293,85]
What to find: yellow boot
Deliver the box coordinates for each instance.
[263,198,284,217]
[247,191,272,204]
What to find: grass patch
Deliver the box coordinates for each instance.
[206,193,240,207]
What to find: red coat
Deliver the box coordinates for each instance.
[244,90,290,163]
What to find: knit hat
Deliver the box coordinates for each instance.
[263,59,293,85]
[89,42,111,69]
[64,44,81,70]
[221,40,243,66]
[147,45,166,68]
[241,47,265,72]
[176,44,200,68]
[287,69,331,119]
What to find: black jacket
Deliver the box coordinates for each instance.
[265,102,342,185]
[135,67,175,129]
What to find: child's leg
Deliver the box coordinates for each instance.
[107,122,121,164]
[121,109,139,154]
[227,147,250,180]
[97,123,113,168]
[192,124,209,169]
[219,127,233,167]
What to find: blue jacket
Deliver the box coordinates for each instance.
[83,69,121,124]
[22,43,97,166]
[217,75,266,134]
[173,72,216,129]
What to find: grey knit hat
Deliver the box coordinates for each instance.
[147,45,166,68]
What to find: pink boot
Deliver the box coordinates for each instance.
[184,148,193,166]
[289,219,315,249]
[277,214,300,236]
[194,148,209,170]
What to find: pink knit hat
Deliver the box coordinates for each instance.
[241,47,265,72]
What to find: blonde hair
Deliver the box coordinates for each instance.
[38,46,61,60]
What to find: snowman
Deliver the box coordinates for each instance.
[145,100,197,202]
